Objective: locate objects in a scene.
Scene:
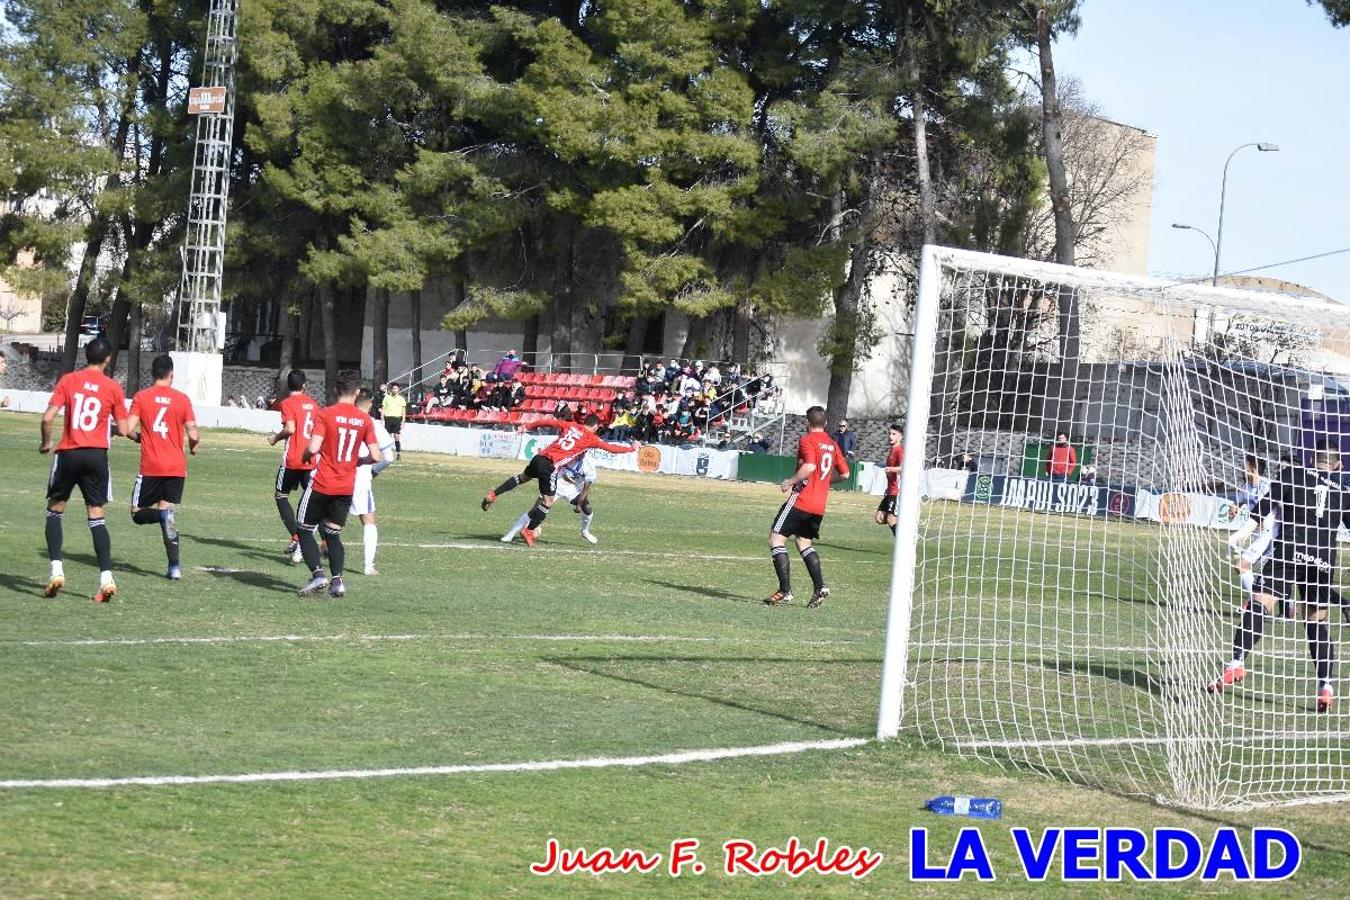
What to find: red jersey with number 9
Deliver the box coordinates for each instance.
[131,385,196,477]
[792,431,849,516]
[49,369,127,451]
[278,392,319,471]
[311,403,378,495]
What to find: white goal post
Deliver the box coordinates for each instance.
[879,244,1350,810]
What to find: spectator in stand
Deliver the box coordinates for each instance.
[747,432,771,454]
[494,349,524,380]
[1046,432,1077,482]
[506,377,525,410]
[663,358,682,385]
[705,362,722,386]
[956,451,978,472]
[670,408,697,445]
[679,366,701,396]
[1080,463,1098,486]
[833,418,857,462]
[553,400,573,420]
[607,406,636,441]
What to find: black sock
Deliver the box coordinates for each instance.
[394,438,401,454]
[298,528,322,573]
[88,518,112,571]
[45,509,63,562]
[493,474,525,497]
[890,523,896,536]
[1234,602,1266,661]
[771,546,791,593]
[161,519,180,567]
[1307,619,1335,685]
[527,501,550,529]
[800,545,825,592]
[132,508,160,525]
[322,526,345,577]
[276,496,298,537]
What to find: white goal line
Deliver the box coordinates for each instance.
[10,632,868,649]
[0,738,869,791]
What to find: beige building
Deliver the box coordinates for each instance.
[0,251,44,334]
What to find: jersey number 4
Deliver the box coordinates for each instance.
[152,406,171,439]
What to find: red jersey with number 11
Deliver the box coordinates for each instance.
[131,385,196,477]
[49,369,127,451]
[792,431,849,516]
[311,403,378,496]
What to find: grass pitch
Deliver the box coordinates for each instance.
[2,412,1350,896]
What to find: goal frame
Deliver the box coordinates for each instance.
[876,243,1350,743]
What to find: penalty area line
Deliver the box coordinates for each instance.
[12,632,866,649]
[0,738,869,791]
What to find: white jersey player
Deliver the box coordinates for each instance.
[353,391,396,575]
[502,454,599,544]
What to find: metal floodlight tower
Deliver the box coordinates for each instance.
[173,0,240,404]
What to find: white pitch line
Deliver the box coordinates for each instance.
[0,738,869,790]
[391,541,766,562]
[12,632,867,649]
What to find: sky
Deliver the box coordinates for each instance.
[1051,0,1350,300]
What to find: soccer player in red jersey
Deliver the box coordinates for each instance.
[268,369,319,563]
[38,337,129,602]
[875,423,904,535]
[126,355,200,580]
[295,377,383,597]
[481,413,636,546]
[764,405,849,609]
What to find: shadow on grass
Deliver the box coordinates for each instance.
[0,570,40,598]
[185,532,293,567]
[642,578,757,604]
[64,553,164,580]
[548,654,876,738]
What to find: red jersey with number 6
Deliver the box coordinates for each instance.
[131,386,196,477]
[311,403,378,496]
[792,431,849,516]
[278,392,319,471]
[49,369,126,452]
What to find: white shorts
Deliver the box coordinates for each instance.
[352,466,376,516]
[555,476,583,503]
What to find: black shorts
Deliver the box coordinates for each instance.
[297,484,353,530]
[771,500,823,540]
[877,494,898,517]
[384,416,403,435]
[1255,562,1335,608]
[47,447,111,507]
[524,454,558,497]
[275,465,313,495]
[131,475,184,508]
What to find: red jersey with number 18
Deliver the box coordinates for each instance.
[278,392,319,471]
[49,369,127,451]
[131,385,196,477]
[310,403,378,496]
[792,431,849,516]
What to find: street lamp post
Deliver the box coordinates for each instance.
[1173,222,1221,343]
[1214,142,1279,286]
[1171,223,1218,275]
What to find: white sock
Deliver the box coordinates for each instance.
[51,560,64,578]
[1239,571,1254,593]
[99,570,114,586]
[506,510,530,539]
[363,523,378,571]
[581,512,594,534]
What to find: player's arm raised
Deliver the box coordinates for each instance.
[517,417,569,434]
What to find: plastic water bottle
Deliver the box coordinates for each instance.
[925,796,1002,819]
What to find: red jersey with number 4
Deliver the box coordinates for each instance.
[49,369,126,452]
[311,403,378,496]
[531,418,636,467]
[131,386,196,477]
[792,431,849,516]
[279,392,319,471]
[885,444,905,497]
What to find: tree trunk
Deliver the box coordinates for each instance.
[61,214,113,373]
[105,245,134,376]
[908,50,937,247]
[522,313,540,368]
[318,282,339,404]
[410,288,423,388]
[826,231,870,424]
[1036,5,1074,267]
[126,301,144,395]
[622,314,649,373]
[731,297,752,366]
[371,286,389,386]
[276,298,296,394]
[680,314,707,362]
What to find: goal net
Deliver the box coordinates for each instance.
[878,245,1350,810]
